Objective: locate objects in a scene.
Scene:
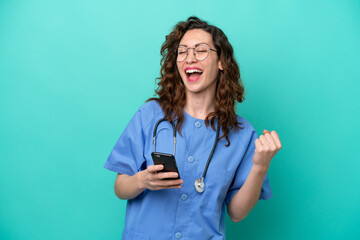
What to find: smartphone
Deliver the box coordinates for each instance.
[151,152,181,179]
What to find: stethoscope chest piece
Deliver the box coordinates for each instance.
[194,178,205,193]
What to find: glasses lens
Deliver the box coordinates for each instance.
[177,47,187,62]
[195,45,209,61]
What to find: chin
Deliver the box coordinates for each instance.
[185,85,206,94]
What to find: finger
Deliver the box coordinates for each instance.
[167,185,182,189]
[264,132,277,149]
[157,171,179,179]
[255,138,263,151]
[147,164,164,173]
[259,135,270,147]
[270,131,282,149]
[263,129,270,135]
[153,179,183,187]
[155,185,182,190]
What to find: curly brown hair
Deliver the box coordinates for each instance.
[148,16,245,146]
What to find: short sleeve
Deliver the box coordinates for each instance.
[104,109,146,176]
[225,130,273,205]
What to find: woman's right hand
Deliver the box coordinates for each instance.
[137,165,183,191]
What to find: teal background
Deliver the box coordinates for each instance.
[1,0,359,239]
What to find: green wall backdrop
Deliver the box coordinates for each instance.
[1,0,359,239]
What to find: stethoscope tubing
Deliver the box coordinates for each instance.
[202,121,220,179]
[153,117,176,155]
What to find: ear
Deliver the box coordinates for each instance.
[218,60,223,71]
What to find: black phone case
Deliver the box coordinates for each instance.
[151,152,181,179]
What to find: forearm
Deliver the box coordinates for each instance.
[114,172,146,200]
[227,165,268,222]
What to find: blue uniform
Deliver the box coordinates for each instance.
[104,101,272,240]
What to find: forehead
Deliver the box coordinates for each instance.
[179,29,213,47]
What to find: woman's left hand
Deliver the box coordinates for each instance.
[252,130,282,170]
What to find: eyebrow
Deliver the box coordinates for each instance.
[179,42,209,47]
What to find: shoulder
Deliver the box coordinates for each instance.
[139,100,162,114]
[139,100,163,121]
[136,100,164,130]
[236,114,256,133]
[228,114,257,147]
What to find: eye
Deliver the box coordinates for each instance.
[178,48,187,55]
[196,46,208,53]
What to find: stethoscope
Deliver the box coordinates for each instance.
[153,117,220,193]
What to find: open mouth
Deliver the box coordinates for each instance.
[185,68,203,82]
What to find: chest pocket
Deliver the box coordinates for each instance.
[200,168,233,213]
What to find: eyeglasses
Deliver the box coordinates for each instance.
[177,44,218,62]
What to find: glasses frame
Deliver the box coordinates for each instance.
[176,43,219,62]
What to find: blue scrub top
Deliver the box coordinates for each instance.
[104,101,272,240]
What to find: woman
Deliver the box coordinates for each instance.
[104,16,282,240]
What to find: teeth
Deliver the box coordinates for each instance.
[186,69,203,74]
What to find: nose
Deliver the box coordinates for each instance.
[186,48,197,63]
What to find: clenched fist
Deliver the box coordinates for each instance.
[253,130,282,170]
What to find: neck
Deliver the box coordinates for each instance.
[184,90,216,120]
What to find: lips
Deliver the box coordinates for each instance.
[184,67,203,82]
